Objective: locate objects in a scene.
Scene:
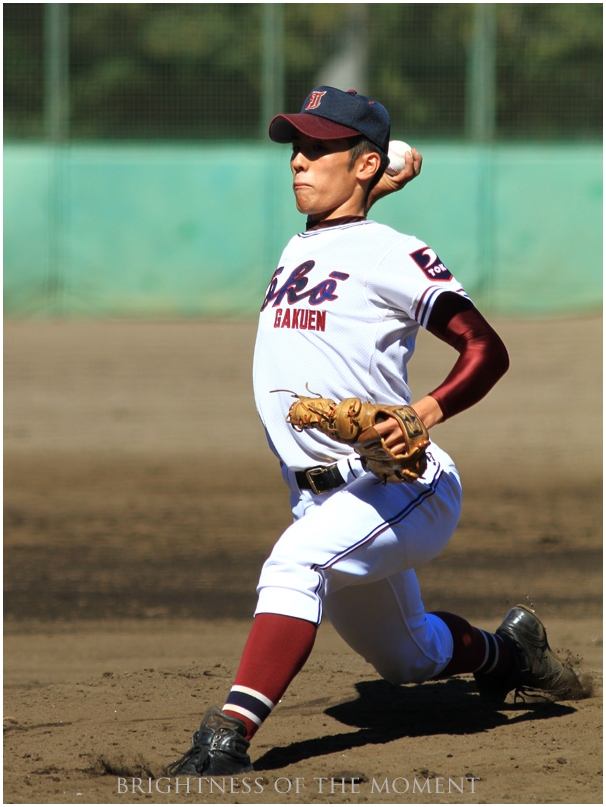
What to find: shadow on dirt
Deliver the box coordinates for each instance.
[253,678,576,771]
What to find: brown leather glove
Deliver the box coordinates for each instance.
[285,391,429,484]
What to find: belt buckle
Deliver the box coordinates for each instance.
[305,466,326,495]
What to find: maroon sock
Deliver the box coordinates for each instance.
[431,611,513,678]
[222,613,317,739]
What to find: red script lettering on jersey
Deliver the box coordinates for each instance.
[410,247,453,282]
[261,262,350,311]
[273,308,326,331]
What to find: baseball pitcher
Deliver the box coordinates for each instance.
[169,86,583,777]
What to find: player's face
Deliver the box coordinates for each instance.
[290,134,362,220]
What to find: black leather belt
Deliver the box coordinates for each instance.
[295,463,345,495]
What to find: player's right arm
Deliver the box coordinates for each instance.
[365,149,422,211]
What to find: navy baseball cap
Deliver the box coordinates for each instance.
[269,86,390,153]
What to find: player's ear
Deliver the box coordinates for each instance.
[355,151,381,182]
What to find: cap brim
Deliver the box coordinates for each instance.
[269,113,361,143]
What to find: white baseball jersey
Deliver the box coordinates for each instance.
[253,218,469,470]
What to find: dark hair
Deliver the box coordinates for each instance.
[347,135,389,201]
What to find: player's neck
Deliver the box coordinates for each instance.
[305,197,367,230]
[306,214,366,232]
[301,183,367,227]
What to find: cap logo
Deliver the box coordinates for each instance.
[305,91,327,110]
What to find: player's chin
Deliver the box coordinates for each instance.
[293,194,315,215]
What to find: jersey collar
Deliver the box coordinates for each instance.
[305,215,367,232]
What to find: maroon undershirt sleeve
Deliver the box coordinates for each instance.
[424,292,510,421]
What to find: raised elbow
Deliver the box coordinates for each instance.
[491,333,510,379]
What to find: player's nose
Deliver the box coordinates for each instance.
[290,148,308,172]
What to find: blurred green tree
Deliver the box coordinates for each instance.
[3,3,602,140]
[3,3,45,137]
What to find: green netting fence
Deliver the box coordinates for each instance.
[4,4,603,317]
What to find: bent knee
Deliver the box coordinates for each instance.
[371,653,446,685]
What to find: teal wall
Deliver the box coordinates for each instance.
[4,142,602,317]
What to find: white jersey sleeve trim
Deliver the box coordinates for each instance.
[367,233,470,328]
[415,285,470,329]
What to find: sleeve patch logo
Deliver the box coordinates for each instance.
[410,247,453,282]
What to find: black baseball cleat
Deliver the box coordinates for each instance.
[474,605,584,704]
[167,706,254,776]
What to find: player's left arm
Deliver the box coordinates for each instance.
[421,292,510,420]
[375,292,509,449]
[365,149,422,212]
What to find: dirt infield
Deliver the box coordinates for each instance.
[4,317,602,804]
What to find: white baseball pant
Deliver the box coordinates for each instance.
[255,444,462,683]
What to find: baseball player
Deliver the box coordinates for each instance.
[169,86,582,777]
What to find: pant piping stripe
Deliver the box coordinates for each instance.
[316,467,443,571]
[313,571,325,624]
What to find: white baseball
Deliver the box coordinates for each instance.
[386,140,413,176]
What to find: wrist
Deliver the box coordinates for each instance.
[410,396,444,429]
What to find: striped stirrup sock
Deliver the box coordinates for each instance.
[223,685,275,729]
[474,630,508,675]
[219,612,317,740]
[430,611,513,678]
